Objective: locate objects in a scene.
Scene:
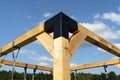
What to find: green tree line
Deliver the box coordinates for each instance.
[0,70,120,80]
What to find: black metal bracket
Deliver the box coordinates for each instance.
[45,12,78,39]
[24,64,27,74]
[12,41,20,50]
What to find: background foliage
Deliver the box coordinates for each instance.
[0,70,120,80]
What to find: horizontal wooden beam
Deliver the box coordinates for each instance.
[0,59,53,71]
[115,64,120,68]
[0,63,4,67]
[71,59,120,71]
[78,24,120,57]
[0,23,44,57]
[1,23,119,58]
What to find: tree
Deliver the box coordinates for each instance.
[108,71,117,80]
[101,73,107,80]
[0,70,119,80]
[92,74,101,80]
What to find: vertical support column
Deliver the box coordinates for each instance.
[53,37,70,80]
[37,12,86,80]
[43,12,78,80]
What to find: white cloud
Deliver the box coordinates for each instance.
[37,56,53,63]
[34,57,52,67]
[94,13,100,19]
[118,6,120,11]
[114,43,120,48]
[27,16,32,19]
[39,19,46,24]
[20,49,36,54]
[80,41,94,48]
[81,21,108,33]
[112,56,119,59]
[31,55,53,67]
[21,49,79,67]
[43,12,52,18]
[38,62,49,66]
[70,63,78,67]
[102,12,120,24]
[32,40,41,45]
[70,15,78,20]
[81,21,120,40]
[97,48,107,53]
[20,49,53,67]
[94,8,120,24]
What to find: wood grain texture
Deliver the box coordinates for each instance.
[0,23,44,57]
[69,31,87,56]
[71,59,120,70]
[78,23,120,57]
[53,37,71,80]
[0,59,53,71]
[36,32,54,57]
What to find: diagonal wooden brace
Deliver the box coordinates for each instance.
[36,32,54,57]
[69,31,87,56]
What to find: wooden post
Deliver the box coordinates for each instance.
[43,12,79,80]
[37,12,84,80]
[53,37,70,80]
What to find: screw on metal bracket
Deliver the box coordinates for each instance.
[45,12,78,39]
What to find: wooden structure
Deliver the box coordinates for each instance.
[115,64,120,68]
[0,12,120,80]
[0,63,4,67]
[71,59,120,70]
[0,59,119,71]
[0,60,52,71]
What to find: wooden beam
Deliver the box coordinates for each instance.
[0,59,53,71]
[69,31,87,56]
[71,59,120,71]
[53,37,71,80]
[36,32,54,57]
[0,63,4,67]
[78,24,120,57]
[115,64,120,68]
[0,23,44,57]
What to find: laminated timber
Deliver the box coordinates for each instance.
[0,59,53,71]
[71,59,120,71]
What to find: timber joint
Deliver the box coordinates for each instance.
[44,12,78,39]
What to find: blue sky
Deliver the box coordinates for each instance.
[0,0,120,74]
